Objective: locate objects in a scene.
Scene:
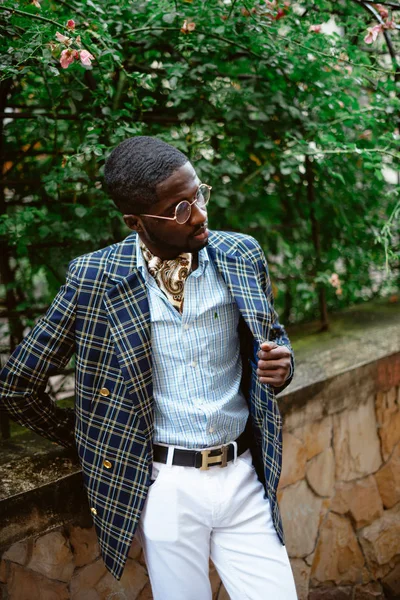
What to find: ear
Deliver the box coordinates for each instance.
[123,214,143,232]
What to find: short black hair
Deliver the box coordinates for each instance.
[104,136,188,214]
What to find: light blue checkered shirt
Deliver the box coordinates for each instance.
[136,237,249,448]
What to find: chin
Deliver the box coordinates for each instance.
[189,237,209,252]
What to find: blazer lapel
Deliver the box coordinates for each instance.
[207,237,272,346]
[103,235,153,429]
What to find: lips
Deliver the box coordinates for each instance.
[192,226,209,241]
[192,223,209,238]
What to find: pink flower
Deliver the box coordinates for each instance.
[60,48,78,69]
[66,19,76,30]
[329,273,340,288]
[274,8,286,20]
[32,0,41,8]
[80,49,94,67]
[374,4,389,19]
[383,20,396,30]
[56,31,70,44]
[181,19,196,33]
[364,24,383,44]
[309,24,322,33]
[359,129,373,140]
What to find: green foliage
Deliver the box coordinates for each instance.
[0,0,399,331]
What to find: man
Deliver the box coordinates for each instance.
[0,137,297,599]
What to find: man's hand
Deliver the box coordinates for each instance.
[257,341,292,388]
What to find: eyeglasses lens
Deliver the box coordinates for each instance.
[175,201,191,224]
[197,184,210,206]
[174,185,210,224]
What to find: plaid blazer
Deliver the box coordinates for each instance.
[0,230,293,580]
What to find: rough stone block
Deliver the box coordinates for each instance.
[319,498,332,528]
[129,536,142,560]
[354,582,385,599]
[70,560,107,597]
[69,525,100,568]
[70,590,100,600]
[311,513,365,585]
[333,398,382,481]
[7,562,69,600]
[210,560,221,595]
[2,540,28,566]
[374,442,400,509]
[279,479,322,557]
[330,476,383,529]
[95,558,148,599]
[359,503,400,579]
[0,561,7,584]
[382,562,400,599]
[136,582,153,599]
[375,388,400,461]
[217,586,230,600]
[377,357,400,392]
[295,416,332,461]
[290,558,310,600]
[28,531,75,582]
[308,586,353,600]
[283,397,325,434]
[307,448,335,497]
[279,432,307,489]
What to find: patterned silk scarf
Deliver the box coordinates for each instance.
[140,241,192,313]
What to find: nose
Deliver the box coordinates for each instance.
[189,201,207,226]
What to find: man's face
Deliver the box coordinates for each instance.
[124,162,209,259]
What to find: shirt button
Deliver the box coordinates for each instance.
[209,426,214,433]
[183,324,190,330]
[99,387,110,397]
[103,459,112,469]
[190,361,197,368]
[90,507,97,516]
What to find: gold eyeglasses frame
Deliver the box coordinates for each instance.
[140,184,212,225]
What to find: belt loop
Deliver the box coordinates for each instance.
[231,441,238,464]
[166,446,175,467]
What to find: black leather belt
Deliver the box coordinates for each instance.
[153,430,249,470]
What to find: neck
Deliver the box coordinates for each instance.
[138,235,198,268]
[137,234,183,261]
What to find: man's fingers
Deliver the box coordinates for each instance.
[260,341,278,352]
[258,346,291,360]
[257,359,289,371]
[258,376,279,385]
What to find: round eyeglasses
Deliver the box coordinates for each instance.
[140,183,212,225]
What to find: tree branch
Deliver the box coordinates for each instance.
[124,26,265,60]
[0,5,64,29]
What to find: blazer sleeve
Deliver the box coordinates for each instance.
[253,240,295,394]
[0,264,78,449]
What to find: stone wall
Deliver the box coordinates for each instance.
[278,352,400,600]
[1,350,399,599]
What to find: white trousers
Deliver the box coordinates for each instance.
[137,450,298,600]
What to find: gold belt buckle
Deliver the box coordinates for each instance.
[200,445,228,470]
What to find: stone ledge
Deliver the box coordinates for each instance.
[282,301,400,398]
[0,472,90,551]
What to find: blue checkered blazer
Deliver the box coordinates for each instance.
[0,231,293,580]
